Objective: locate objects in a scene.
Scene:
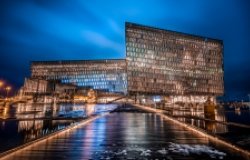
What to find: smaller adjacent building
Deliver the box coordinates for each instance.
[54,83,77,99]
[18,78,78,102]
[30,59,127,94]
[19,78,49,96]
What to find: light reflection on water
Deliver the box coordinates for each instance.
[4,112,244,160]
[0,103,117,153]
[0,103,248,159]
[159,103,250,150]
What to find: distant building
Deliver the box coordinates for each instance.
[19,78,49,96]
[30,59,127,94]
[54,83,77,99]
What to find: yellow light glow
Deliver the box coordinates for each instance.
[6,86,11,91]
[0,81,3,88]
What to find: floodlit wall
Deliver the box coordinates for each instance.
[126,22,224,96]
[22,78,48,94]
[31,59,127,94]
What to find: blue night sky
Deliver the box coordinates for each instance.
[0,0,250,99]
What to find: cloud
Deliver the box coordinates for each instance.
[82,30,123,54]
[107,19,124,37]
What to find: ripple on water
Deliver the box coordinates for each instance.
[92,142,227,159]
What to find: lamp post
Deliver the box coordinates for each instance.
[0,81,3,88]
[5,86,11,99]
[0,81,4,98]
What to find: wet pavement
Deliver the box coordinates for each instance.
[1,104,247,160]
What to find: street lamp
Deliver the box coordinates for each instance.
[5,86,11,98]
[0,81,4,88]
[0,81,4,98]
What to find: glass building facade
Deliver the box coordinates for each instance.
[29,22,224,98]
[126,22,224,96]
[31,59,127,94]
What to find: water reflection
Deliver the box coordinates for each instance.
[160,102,250,150]
[0,103,117,153]
[5,112,243,160]
[0,102,117,119]
[164,103,228,134]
